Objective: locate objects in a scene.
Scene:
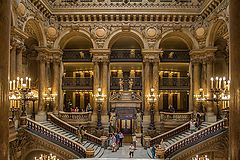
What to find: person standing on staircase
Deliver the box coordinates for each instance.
[77,126,82,143]
[129,143,135,158]
[151,144,156,159]
[119,131,124,147]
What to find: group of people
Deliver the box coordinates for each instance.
[190,113,202,133]
[108,132,124,152]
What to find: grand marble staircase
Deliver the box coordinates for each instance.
[38,120,104,158]
[147,120,226,159]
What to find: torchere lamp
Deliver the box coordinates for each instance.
[148,88,156,130]
[95,87,104,129]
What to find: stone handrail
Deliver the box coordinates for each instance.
[58,111,92,125]
[164,119,227,158]
[150,121,190,146]
[49,114,102,146]
[160,112,193,122]
[26,118,86,158]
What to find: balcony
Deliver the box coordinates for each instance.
[62,49,92,62]
[159,77,190,90]
[62,77,93,90]
[160,50,190,62]
[110,77,142,90]
[110,49,142,62]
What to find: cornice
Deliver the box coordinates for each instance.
[25,0,227,22]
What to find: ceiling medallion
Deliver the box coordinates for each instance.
[17,3,26,17]
[47,26,58,39]
[195,27,205,37]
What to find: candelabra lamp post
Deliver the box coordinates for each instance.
[35,153,59,160]
[9,77,32,116]
[148,88,156,130]
[43,88,57,112]
[28,90,38,120]
[195,77,230,121]
[95,87,104,129]
[210,77,230,119]
[9,94,21,120]
[194,88,208,113]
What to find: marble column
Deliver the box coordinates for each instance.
[59,62,64,111]
[36,54,46,121]
[102,61,109,115]
[16,45,24,77]
[193,61,201,112]
[153,62,159,114]
[52,57,60,114]
[202,61,207,91]
[0,0,10,159]
[93,61,100,114]
[10,43,16,80]
[80,92,84,110]
[230,0,240,158]
[144,60,150,114]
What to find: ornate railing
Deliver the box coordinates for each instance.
[159,77,190,90]
[49,114,102,145]
[164,119,227,158]
[150,122,190,146]
[110,77,142,90]
[58,111,92,125]
[26,118,86,158]
[62,77,93,90]
[110,49,142,62]
[159,50,190,62]
[62,49,92,62]
[160,112,193,122]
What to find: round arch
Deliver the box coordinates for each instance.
[23,17,47,47]
[206,18,229,47]
[54,29,96,49]
[157,30,199,50]
[105,29,146,49]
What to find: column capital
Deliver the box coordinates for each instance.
[92,55,109,63]
[190,47,217,61]
[90,48,110,56]
[142,49,161,63]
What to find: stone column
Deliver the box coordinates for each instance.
[192,60,201,112]
[153,62,159,114]
[230,0,240,158]
[202,61,207,91]
[144,60,150,114]
[93,61,100,114]
[0,0,10,159]
[52,57,60,114]
[36,53,46,122]
[16,45,24,77]
[59,62,64,111]
[80,92,84,110]
[10,42,16,80]
[102,61,109,115]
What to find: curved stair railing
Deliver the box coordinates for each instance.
[26,118,86,158]
[164,119,227,158]
[150,122,190,146]
[49,113,102,145]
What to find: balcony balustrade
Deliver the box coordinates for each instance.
[63,49,92,62]
[160,50,190,62]
[62,77,93,90]
[159,77,190,90]
[110,49,142,62]
[110,77,142,90]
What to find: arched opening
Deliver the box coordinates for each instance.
[159,34,190,112]
[212,21,229,78]
[109,36,143,136]
[61,35,94,113]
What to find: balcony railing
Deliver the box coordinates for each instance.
[110,77,142,90]
[159,77,190,90]
[110,49,142,62]
[58,111,92,125]
[62,77,93,90]
[160,50,190,62]
[63,49,92,62]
